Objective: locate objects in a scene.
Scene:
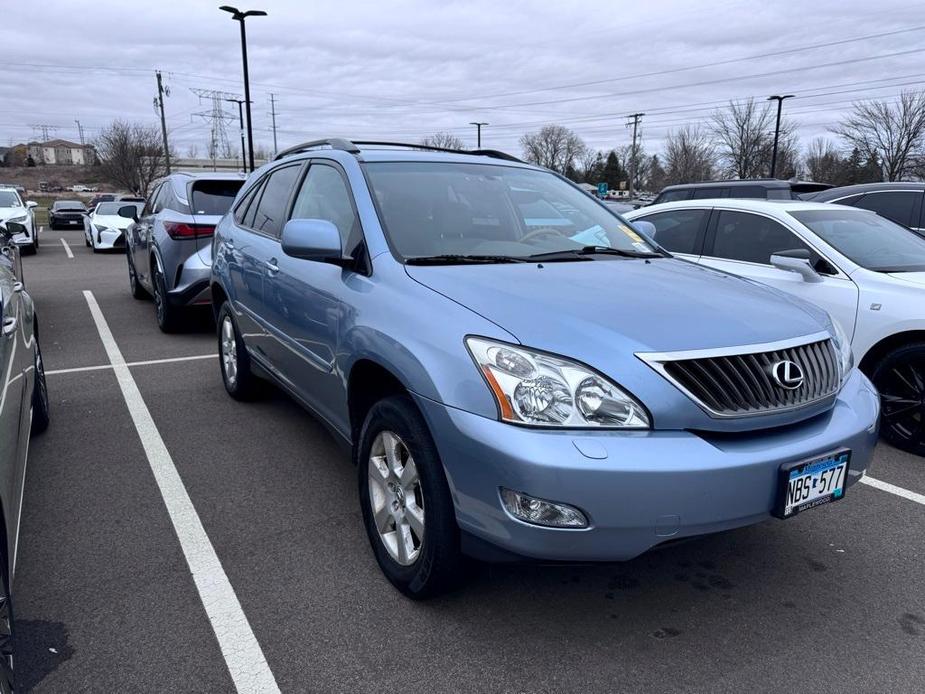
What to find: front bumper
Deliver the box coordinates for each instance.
[414,369,880,562]
[94,228,125,249]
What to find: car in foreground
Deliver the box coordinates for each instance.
[0,187,39,255]
[120,172,244,331]
[652,179,832,205]
[48,200,87,230]
[804,182,925,237]
[84,201,143,252]
[625,199,925,455]
[0,219,50,687]
[210,139,878,598]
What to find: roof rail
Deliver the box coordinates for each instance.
[274,138,523,163]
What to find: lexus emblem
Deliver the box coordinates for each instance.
[770,360,805,390]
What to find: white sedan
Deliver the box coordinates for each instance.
[0,187,39,254]
[84,201,143,252]
[625,198,925,456]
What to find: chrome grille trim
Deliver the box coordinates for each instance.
[637,331,841,418]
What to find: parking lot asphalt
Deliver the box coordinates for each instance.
[13,227,925,693]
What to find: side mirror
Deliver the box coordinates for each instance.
[118,205,139,221]
[630,220,657,239]
[770,248,823,283]
[26,201,38,209]
[281,219,343,262]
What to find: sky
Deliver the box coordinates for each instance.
[2,0,924,161]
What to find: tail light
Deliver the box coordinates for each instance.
[163,222,215,239]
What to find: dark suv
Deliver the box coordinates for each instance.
[805,182,925,236]
[652,179,832,205]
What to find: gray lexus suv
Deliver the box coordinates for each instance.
[121,172,244,331]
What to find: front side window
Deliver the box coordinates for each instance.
[364,162,658,260]
[852,191,919,228]
[635,209,708,254]
[790,208,925,272]
[250,165,301,237]
[291,164,362,253]
[142,184,162,216]
[711,210,810,264]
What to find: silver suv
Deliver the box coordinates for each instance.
[121,172,244,331]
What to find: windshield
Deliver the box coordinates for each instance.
[0,190,21,207]
[364,162,658,261]
[190,180,244,215]
[54,200,85,210]
[95,201,141,216]
[790,209,925,272]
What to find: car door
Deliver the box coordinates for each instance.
[132,184,164,289]
[268,161,366,425]
[629,208,709,261]
[230,164,303,366]
[698,209,860,339]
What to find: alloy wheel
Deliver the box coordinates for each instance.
[368,431,425,566]
[0,567,14,694]
[878,354,925,448]
[220,316,238,387]
[153,270,165,323]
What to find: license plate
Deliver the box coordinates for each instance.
[69,220,78,225]
[774,449,850,519]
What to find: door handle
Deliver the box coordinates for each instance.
[266,258,279,275]
[12,282,23,293]
[2,316,16,336]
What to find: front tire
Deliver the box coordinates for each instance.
[357,395,463,599]
[127,250,148,300]
[871,342,925,457]
[217,302,259,400]
[152,264,181,332]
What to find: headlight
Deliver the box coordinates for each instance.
[466,336,650,428]
[95,225,111,233]
[9,215,27,224]
[829,319,853,381]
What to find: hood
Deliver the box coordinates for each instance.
[92,214,132,230]
[406,257,830,357]
[0,207,28,223]
[887,271,925,287]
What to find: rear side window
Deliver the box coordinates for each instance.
[233,181,263,225]
[710,210,810,264]
[726,185,767,199]
[635,209,708,255]
[852,191,920,228]
[691,187,729,200]
[655,189,694,204]
[190,180,244,215]
[250,165,301,237]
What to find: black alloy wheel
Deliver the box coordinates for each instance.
[872,343,925,457]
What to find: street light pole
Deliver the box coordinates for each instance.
[220,6,267,173]
[469,121,488,148]
[767,94,794,179]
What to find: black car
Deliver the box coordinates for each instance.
[652,179,832,205]
[86,193,117,212]
[804,182,925,236]
[48,200,88,229]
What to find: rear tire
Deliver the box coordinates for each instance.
[217,302,259,400]
[31,341,50,435]
[357,395,464,599]
[152,265,181,332]
[871,343,925,457]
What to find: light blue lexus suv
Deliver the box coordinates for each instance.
[210,139,879,598]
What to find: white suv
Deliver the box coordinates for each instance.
[0,186,38,254]
[625,199,925,456]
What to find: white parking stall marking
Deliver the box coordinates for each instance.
[82,291,280,694]
[60,238,74,259]
[861,475,925,506]
[45,353,217,376]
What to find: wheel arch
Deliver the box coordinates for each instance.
[347,359,412,447]
[858,330,925,375]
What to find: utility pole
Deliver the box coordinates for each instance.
[269,93,278,157]
[74,119,85,145]
[469,121,488,148]
[225,97,247,170]
[767,94,794,178]
[626,112,644,199]
[155,71,171,174]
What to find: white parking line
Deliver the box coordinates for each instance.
[82,291,280,694]
[861,475,925,506]
[60,238,73,259]
[45,353,216,376]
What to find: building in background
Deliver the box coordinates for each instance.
[24,139,97,165]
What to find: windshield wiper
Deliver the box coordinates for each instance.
[528,245,662,261]
[405,254,530,265]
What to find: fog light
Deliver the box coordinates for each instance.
[500,488,588,528]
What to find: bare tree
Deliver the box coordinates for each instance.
[421,132,465,150]
[833,90,925,181]
[186,143,200,158]
[711,98,776,179]
[663,125,717,185]
[804,138,846,184]
[520,125,587,175]
[95,120,167,197]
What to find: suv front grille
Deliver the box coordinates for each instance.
[639,333,840,418]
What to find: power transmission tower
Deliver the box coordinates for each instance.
[30,124,58,141]
[155,71,172,174]
[191,88,240,170]
[625,113,644,199]
[74,120,85,145]
[268,93,278,157]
